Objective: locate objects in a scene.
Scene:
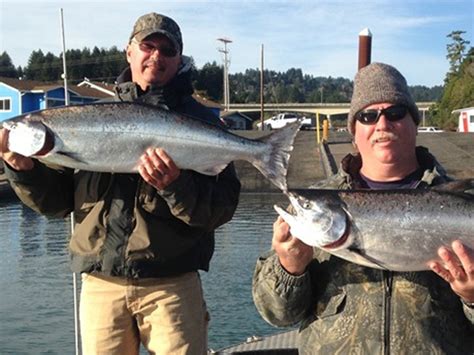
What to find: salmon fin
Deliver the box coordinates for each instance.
[432,179,474,195]
[194,163,228,176]
[347,247,389,270]
[52,152,87,166]
[252,121,302,191]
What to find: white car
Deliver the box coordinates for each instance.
[256,113,312,130]
[417,126,444,133]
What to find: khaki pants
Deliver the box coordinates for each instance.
[80,272,208,355]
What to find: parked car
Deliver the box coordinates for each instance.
[256,113,312,130]
[417,126,444,133]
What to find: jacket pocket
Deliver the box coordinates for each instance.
[74,172,111,219]
[316,292,347,319]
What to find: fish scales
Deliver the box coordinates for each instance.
[276,183,474,271]
[3,102,302,190]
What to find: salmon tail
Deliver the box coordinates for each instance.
[252,121,302,191]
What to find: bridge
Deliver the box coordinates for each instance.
[228,102,435,126]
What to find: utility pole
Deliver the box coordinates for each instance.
[60,9,80,355]
[260,44,264,130]
[217,37,232,111]
[60,8,69,106]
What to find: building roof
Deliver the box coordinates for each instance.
[452,107,474,113]
[221,111,253,121]
[0,76,112,99]
[77,78,115,96]
[0,76,55,91]
[70,85,113,99]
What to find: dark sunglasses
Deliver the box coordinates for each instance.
[355,105,408,125]
[132,39,177,58]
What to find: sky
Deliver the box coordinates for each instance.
[1,0,473,87]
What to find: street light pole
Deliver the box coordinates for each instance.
[217,37,232,111]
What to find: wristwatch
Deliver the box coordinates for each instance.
[461,298,474,309]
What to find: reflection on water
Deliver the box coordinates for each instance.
[0,201,73,354]
[203,192,288,349]
[0,192,288,353]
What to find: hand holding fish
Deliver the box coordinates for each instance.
[0,128,34,171]
[138,148,180,190]
[430,240,474,304]
[272,216,313,276]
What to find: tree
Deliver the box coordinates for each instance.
[24,50,46,80]
[432,46,474,129]
[0,51,18,78]
[193,61,223,101]
[446,30,470,76]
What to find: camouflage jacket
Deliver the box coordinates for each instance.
[253,147,474,355]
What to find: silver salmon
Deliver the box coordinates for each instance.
[274,180,474,271]
[2,102,302,191]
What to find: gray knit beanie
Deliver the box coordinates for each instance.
[348,62,420,134]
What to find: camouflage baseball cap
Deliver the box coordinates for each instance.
[129,13,183,54]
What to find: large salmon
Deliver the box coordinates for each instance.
[2,102,302,191]
[274,180,474,271]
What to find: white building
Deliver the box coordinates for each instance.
[452,107,474,132]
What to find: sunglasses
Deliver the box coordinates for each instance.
[132,39,177,58]
[355,105,408,125]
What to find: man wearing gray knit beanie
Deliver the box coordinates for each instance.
[347,62,420,135]
[253,61,474,354]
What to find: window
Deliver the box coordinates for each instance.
[470,115,474,123]
[0,98,11,111]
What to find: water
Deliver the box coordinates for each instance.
[0,193,287,353]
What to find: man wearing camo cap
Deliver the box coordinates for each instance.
[0,12,241,354]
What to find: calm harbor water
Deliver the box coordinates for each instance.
[0,192,288,353]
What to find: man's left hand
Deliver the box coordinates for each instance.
[430,240,474,303]
[138,148,180,190]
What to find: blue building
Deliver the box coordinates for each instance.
[0,77,112,122]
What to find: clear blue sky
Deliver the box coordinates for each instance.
[1,0,473,87]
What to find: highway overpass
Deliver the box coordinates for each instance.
[228,102,435,126]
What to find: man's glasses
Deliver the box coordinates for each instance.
[132,39,177,58]
[355,105,408,125]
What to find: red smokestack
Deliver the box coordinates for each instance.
[358,28,372,70]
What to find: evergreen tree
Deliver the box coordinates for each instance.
[193,61,223,101]
[17,46,444,106]
[446,30,470,77]
[432,46,474,129]
[24,50,46,80]
[0,51,18,78]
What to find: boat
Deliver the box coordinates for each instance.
[209,329,298,354]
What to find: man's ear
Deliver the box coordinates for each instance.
[352,140,358,151]
[126,44,133,64]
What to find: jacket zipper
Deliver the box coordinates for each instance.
[383,270,393,355]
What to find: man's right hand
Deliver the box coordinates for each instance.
[272,216,314,276]
[0,128,34,171]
